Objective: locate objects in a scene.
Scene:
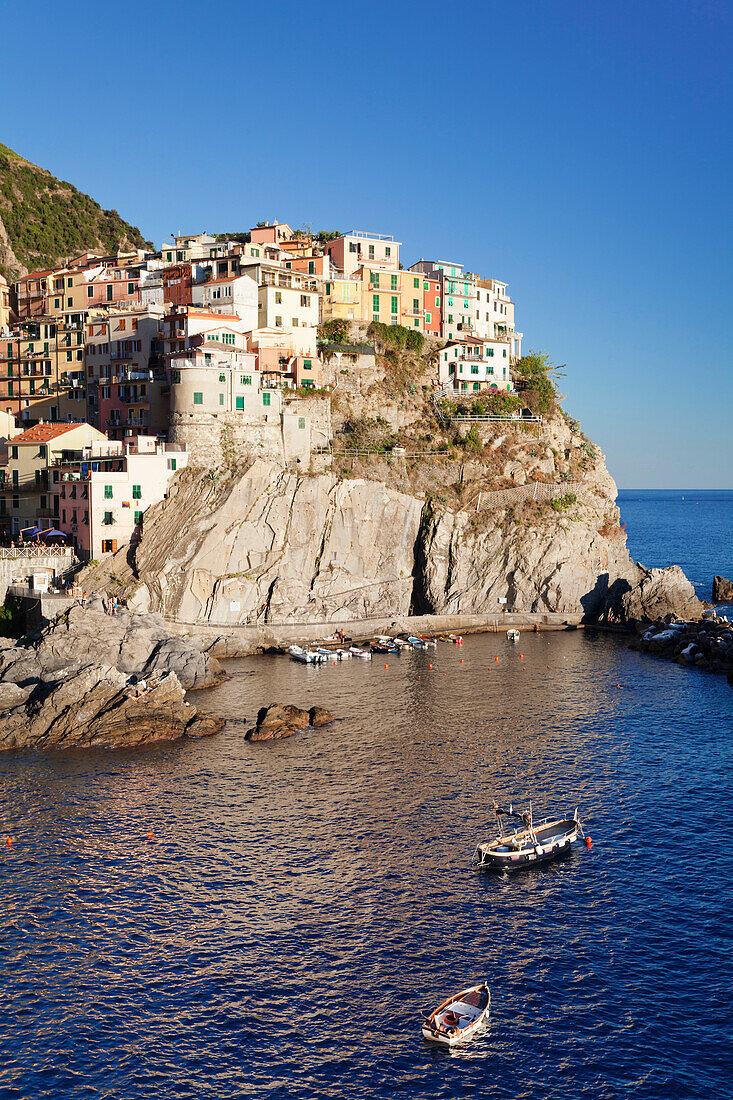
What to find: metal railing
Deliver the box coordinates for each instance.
[0,546,75,559]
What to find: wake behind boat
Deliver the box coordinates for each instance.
[421,981,490,1046]
[473,802,585,871]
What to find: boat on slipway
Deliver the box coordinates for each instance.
[288,645,325,664]
[421,981,490,1046]
[473,802,585,872]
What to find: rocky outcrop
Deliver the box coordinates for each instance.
[12,599,225,690]
[245,703,336,741]
[712,576,733,603]
[0,664,223,752]
[78,415,698,630]
[603,564,704,625]
[629,616,733,682]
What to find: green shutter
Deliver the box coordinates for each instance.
[372,295,380,312]
[235,396,244,411]
[391,296,398,314]
[193,392,203,404]
[262,392,271,406]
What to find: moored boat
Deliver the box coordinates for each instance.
[473,802,584,872]
[407,636,430,650]
[506,629,520,641]
[370,638,398,654]
[288,645,321,664]
[349,645,372,659]
[317,647,341,661]
[421,981,490,1046]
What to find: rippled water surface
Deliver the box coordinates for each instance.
[1,627,732,1099]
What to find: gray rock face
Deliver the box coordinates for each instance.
[607,564,704,625]
[712,576,733,602]
[17,602,225,690]
[0,664,223,752]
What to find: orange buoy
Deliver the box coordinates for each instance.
[494,657,498,662]
[147,831,154,840]
[460,658,464,664]
[585,836,593,849]
[520,653,523,659]
[5,836,12,847]
[385,664,388,669]
[522,666,526,671]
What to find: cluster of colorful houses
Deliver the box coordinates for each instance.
[0,224,523,559]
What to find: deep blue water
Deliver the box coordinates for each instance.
[619,489,733,611]
[1,498,732,1099]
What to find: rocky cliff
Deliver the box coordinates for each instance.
[80,427,701,628]
[78,333,702,629]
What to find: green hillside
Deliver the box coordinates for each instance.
[0,143,153,280]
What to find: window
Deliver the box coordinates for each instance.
[373,273,380,288]
[39,445,46,459]
[448,298,453,307]
[385,247,391,258]
[368,244,375,258]
[171,370,181,383]
[67,277,73,288]
[87,285,94,299]
[488,348,494,357]
[391,296,398,315]
[235,396,244,411]
[308,261,314,275]
[10,445,17,459]
[413,299,419,313]
[471,365,479,375]
[303,359,312,371]
[106,285,113,301]
[391,274,398,291]
[127,283,135,295]
[67,298,73,308]
[325,282,332,296]
[132,485,142,499]
[414,277,420,289]
[425,312,432,324]
[193,392,203,405]
[54,298,60,309]
[300,294,310,307]
[104,485,113,499]
[134,511,143,525]
[103,511,114,525]
[12,470,18,487]
[372,295,380,313]
[503,348,507,357]
[167,458,177,471]
[275,291,282,304]
[219,373,226,382]
[241,375,252,386]
[219,393,224,405]
[435,297,440,307]
[275,316,282,327]
[262,392,271,407]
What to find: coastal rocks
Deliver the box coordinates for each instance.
[245,703,336,741]
[629,616,733,682]
[712,576,733,602]
[18,601,225,690]
[0,664,224,752]
[605,564,704,625]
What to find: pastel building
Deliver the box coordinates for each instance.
[168,345,267,416]
[325,231,400,277]
[438,338,515,393]
[0,320,86,425]
[410,260,477,341]
[190,272,258,327]
[2,421,108,537]
[56,435,188,558]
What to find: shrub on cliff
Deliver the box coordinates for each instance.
[318,318,351,344]
[514,350,563,415]
[367,322,425,356]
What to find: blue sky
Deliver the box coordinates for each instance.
[4,0,731,487]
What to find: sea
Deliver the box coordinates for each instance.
[0,491,731,1100]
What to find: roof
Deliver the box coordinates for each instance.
[12,423,82,444]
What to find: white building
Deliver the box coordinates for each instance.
[410,260,477,341]
[190,271,259,328]
[438,338,514,393]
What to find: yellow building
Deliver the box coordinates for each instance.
[321,267,425,330]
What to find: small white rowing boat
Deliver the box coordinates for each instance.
[421,981,490,1046]
[349,645,372,659]
[506,629,520,641]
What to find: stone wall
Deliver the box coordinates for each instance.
[169,395,332,470]
[0,550,76,603]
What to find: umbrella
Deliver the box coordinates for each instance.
[39,528,70,540]
[20,525,41,538]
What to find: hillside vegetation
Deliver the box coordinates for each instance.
[0,142,152,280]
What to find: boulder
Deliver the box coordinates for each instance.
[712,576,733,603]
[244,702,335,741]
[0,664,224,752]
[607,565,704,625]
[309,706,336,728]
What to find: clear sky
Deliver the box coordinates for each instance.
[3,0,731,487]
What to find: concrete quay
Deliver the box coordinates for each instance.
[163,610,585,658]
